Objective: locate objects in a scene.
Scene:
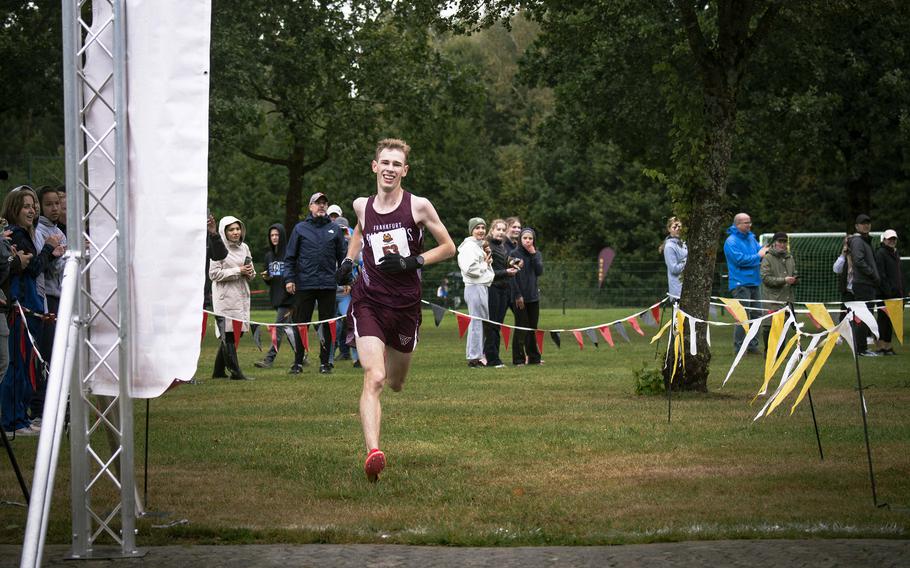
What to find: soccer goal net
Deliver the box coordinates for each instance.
[758,232,886,304]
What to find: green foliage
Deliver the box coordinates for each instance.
[633,365,666,396]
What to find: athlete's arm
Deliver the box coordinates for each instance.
[413,196,456,265]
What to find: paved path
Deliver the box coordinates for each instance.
[3,539,909,567]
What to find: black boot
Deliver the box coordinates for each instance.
[224,334,255,381]
[212,343,228,378]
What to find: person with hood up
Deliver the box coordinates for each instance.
[760,232,798,351]
[284,192,346,375]
[209,215,256,380]
[458,217,495,367]
[662,216,687,299]
[723,212,769,353]
[508,227,544,365]
[255,223,304,368]
[874,229,902,355]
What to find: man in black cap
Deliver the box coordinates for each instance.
[848,213,882,357]
[760,232,798,351]
[284,191,347,373]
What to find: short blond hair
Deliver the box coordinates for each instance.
[375,138,411,163]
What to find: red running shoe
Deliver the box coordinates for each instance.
[364,449,386,483]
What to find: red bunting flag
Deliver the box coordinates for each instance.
[501,325,511,350]
[598,325,614,347]
[269,325,278,351]
[535,330,545,354]
[456,313,471,338]
[573,330,584,350]
[231,319,243,347]
[629,317,644,336]
[651,305,661,324]
[201,311,208,343]
[329,320,337,343]
[297,325,309,352]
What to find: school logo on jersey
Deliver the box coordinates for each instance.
[368,228,410,264]
[399,334,412,346]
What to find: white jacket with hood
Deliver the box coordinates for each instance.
[209,215,253,331]
[457,237,494,286]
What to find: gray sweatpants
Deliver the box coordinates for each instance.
[464,284,489,361]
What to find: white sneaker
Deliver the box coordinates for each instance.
[30,417,42,428]
[13,426,40,437]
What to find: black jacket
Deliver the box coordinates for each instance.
[284,215,346,290]
[263,223,294,309]
[849,233,880,289]
[508,245,544,303]
[487,237,513,290]
[875,245,904,299]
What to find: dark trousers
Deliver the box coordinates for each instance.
[293,289,336,366]
[877,303,893,344]
[852,283,877,353]
[483,286,510,366]
[513,300,541,365]
[29,295,59,419]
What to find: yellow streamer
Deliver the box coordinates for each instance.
[790,332,840,414]
[752,334,800,403]
[720,298,750,334]
[670,311,685,384]
[884,299,904,344]
[763,311,786,382]
[805,303,836,330]
[766,349,818,416]
[650,320,673,344]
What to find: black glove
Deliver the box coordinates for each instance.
[378,253,421,274]
[335,258,354,284]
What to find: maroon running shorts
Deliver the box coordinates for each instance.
[348,299,422,353]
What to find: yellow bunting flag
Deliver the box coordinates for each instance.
[650,320,672,344]
[805,303,836,330]
[720,298,750,334]
[884,299,904,344]
[790,331,840,414]
[763,310,786,381]
[766,349,818,416]
[753,334,800,402]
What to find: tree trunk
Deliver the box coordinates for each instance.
[285,147,304,231]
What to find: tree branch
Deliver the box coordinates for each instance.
[676,0,713,70]
[239,148,290,167]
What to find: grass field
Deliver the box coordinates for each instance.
[2,307,909,546]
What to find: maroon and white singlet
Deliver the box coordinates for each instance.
[351,190,424,309]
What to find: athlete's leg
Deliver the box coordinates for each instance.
[385,347,414,392]
[357,335,387,451]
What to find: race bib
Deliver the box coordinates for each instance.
[368,228,411,264]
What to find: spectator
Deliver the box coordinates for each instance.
[284,192,346,375]
[0,225,16,435]
[504,216,522,254]
[436,277,449,306]
[209,215,256,380]
[55,186,67,235]
[509,227,544,365]
[458,217,494,367]
[32,186,67,424]
[254,223,302,369]
[662,216,687,299]
[723,212,769,353]
[849,214,881,357]
[204,211,229,309]
[760,232,798,351]
[833,235,853,325]
[1,187,62,436]
[874,229,902,355]
[484,218,518,369]
[327,204,343,222]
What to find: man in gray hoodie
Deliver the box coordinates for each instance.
[849,214,882,357]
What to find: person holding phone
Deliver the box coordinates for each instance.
[760,232,797,352]
[209,215,256,380]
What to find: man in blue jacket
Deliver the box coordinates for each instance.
[723,212,769,353]
[285,192,347,374]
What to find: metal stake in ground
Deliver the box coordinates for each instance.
[1,427,30,503]
[806,387,824,461]
[850,319,884,508]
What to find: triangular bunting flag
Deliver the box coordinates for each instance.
[201,311,208,343]
[613,322,631,343]
[297,325,309,352]
[628,317,645,336]
[501,325,511,350]
[269,325,279,352]
[585,328,599,348]
[651,305,661,326]
[329,320,337,344]
[535,330,545,354]
[232,319,243,348]
[283,326,298,353]
[641,310,658,328]
[456,313,471,338]
[884,299,904,344]
[805,303,835,330]
[549,331,561,349]
[790,331,840,414]
[720,297,750,333]
[431,303,447,327]
[598,325,614,347]
[846,301,879,339]
[251,324,263,351]
[573,330,584,350]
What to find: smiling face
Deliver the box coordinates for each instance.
[472,223,486,240]
[225,222,242,243]
[372,148,409,193]
[16,194,37,227]
[509,221,522,240]
[490,222,507,241]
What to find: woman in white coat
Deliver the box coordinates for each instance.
[209,215,256,380]
[457,217,494,367]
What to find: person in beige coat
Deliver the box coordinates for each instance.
[209,215,256,380]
